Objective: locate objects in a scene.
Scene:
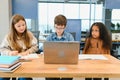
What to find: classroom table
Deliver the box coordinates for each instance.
[0,54,120,78]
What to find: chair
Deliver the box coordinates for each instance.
[31,31,40,44]
[31,31,40,53]
[70,32,76,40]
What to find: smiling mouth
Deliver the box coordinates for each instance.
[20,30,25,31]
[92,35,97,37]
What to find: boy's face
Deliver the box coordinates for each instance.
[91,25,100,39]
[54,24,65,36]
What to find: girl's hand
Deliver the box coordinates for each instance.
[9,51,19,56]
[19,51,29,56]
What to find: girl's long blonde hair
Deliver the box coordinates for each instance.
[8,14,31,52]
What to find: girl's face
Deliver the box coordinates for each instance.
[91,25,100,39]
[14,20,26,34]
[55,24,65,36]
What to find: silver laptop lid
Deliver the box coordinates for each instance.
[43,41,80,64]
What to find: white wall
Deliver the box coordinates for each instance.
[0,0,12,42]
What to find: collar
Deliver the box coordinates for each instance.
[52,32,67,40]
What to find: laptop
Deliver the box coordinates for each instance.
[43,41,80,64]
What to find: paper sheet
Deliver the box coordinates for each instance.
[20,54,39,60]
[79,54,108,60]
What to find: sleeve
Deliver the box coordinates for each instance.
[25,31,39,54]
[0,35,12,55]
[105,49,110,54]
[41,34,52,51]
[46,34,52,41]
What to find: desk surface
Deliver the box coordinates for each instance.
[0,54,120,78]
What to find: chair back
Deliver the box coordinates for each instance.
[31,31,40,46]
[70,32,76,40]
[31,31,40,53]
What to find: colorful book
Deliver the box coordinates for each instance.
[0,62,21,72]
[0,61,19,68]
[0,56,20,65]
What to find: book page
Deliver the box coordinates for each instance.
[20,54,39,60]
[0,62,21,72]
[79,54,108,60]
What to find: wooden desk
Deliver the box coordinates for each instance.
[0,55,120,78]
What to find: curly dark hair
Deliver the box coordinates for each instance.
[88,22,112,49]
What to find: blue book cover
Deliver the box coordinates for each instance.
[0,56,20,65]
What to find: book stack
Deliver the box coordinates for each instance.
[0,56,21,72]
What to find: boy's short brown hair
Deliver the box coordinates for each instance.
[54,14,67,26]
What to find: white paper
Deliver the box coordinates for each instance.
[79,54,108,60]
[20,54,39,60]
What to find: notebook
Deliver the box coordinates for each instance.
[43,41,80,64]
[0,62,21,72]
[0,56,20,65]
[0,61,19,68]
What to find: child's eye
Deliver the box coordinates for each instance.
[95,30,99,32]
[17,25,20,27]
